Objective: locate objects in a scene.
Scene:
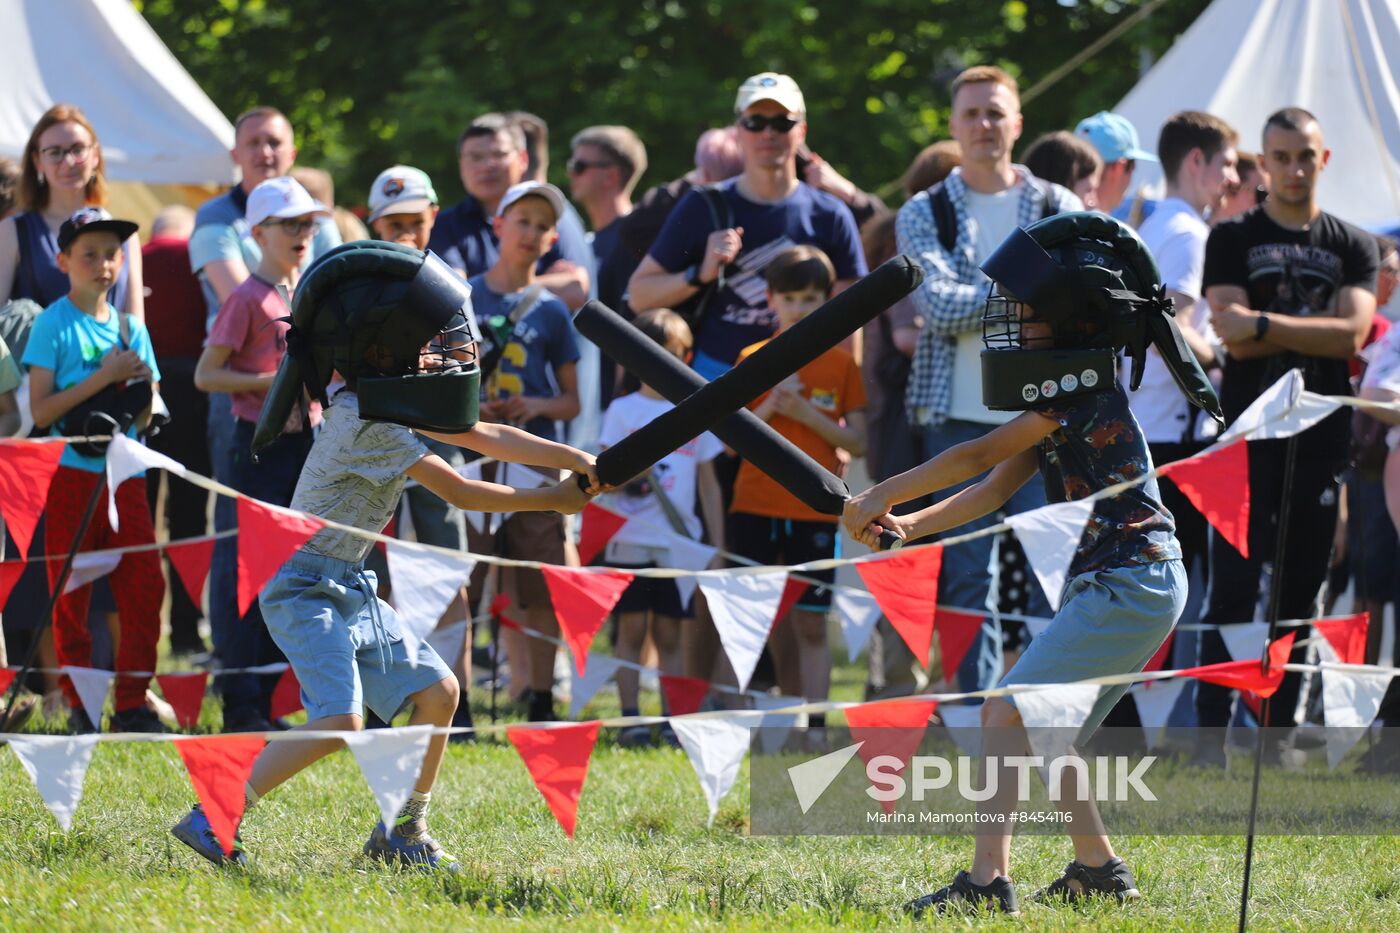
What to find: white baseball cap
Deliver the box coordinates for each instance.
[495,181,567,222]
[368,165,439,223]
[735,72,806,117]
[245,176,329,227]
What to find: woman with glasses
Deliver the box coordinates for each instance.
[0,103,143,318]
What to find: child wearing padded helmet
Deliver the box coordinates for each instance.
[845,212,1220,916]
[172,241,600,872]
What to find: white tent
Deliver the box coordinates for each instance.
[0,0,234,185]
[1115,0,1400,229]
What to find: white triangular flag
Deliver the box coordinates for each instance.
[385,541,476,668]
[1130,679,1187,749]
[458,461,504,537]
[664,532,717,609]
[7,734,100,830]
[425,619,469,670]
[1011,682,1101,763]
[568,653,625,718]
[1220,622,1270,663]
[1006,499,1094,609]
[105,434,186,530]
[833,588,883,662]
[753,693,801,755]
[1220,370,1342,443]
[939,704,983,758]
[342,725,435,828]
[64,551,122,594]
[63,666,113,729]
[696,570,786,691]
[671,715,753,826]
[788,739,864,814]
[1321,664,1396,769]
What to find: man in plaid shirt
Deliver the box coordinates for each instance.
[895,65,1081,696]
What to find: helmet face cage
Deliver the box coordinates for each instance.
[982,283,1060,354]
[420,308,482,375]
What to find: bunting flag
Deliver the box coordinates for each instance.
[343,725,435,828]
[1006,499,1094,609]
[0,439,64,557]
[269,666,302,721]
[0,666,15,695]
[695,570,787,692]
[0,561,25,612]
[166,539,215,609]
[1143,632,1175,674]
[1130,679,1187,749]
[540,567,633,676]
[845,698,938,814]
[507,721,601,838]
[1180,631,1297,698]
[567,654,625,719]
[832,587,883,662]
[855,545,942,664]
[1320,663,1397,768]
[425,620,470,675]
[156,672,209,730]
[775,577,807,625]
[1011,682,1102,766]
[577,503,629,566]
[384,541,476,668]
[63,666,113,730]
[235,498,324,616]
[105,435,186,531]
[753,693,801,755]
[671,716,753,827]
[1220,622,1270,663]
[1220,370,1342,443]
[1158,439,1251,558]
[935,611,984,684]
[938,704,983,758]
[665,534,718,609]
[789,740,864,814]
[7,734,100,831]
[1315,613,1370,666]
[64,551,120,594]
[660,674,710,717]
[174,735,266,857]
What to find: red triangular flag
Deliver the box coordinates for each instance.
[0,560,26,612]
[0,440,64,558]
[235,497,324,616]
[269,666,302,721]
[1181,631,1296,698]
[845,698,938,813]
[1159,439,1250,559]
[1143,631,1175,674]
[660,674,710,716]
[372,511,398,559]
[855,544,942,666]
[775,576,807,624]
[1314,613,1369,666]
[0,667,15,696]
[166,539,215,610]
[174,735,266,856]
[157,672,209,730]
[578,503,629,566]
[507,721,601,838]
[540,567,633,675]
[935,610,982,684]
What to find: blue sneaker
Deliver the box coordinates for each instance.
[171,804,249,867]
[363,817,460,872]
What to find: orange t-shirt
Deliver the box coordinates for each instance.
[730,340,866,523]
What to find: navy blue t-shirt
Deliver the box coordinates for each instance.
[429,193,597,282]
[468,273,580,441]
[646,180,866,371]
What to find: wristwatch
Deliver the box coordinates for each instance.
[1254,312,1271,341]
[685,263,709,287]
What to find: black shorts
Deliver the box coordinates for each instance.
[727,512,839,610]
[611,561,689,618]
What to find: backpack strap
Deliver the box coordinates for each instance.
[1029,176,1060,221]
[925,180,958,255]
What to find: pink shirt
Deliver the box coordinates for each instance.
[207,274,321,429]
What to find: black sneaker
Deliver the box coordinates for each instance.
[68,707,98,734]
[110,706,172,733]
[1034,857,1141,904]
[221,709,274,734]
[906,871,1020,917]
[526,688,556,722]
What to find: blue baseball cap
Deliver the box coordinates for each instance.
[1075,111,1157,163]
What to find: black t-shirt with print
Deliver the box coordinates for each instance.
[1202,206,1377,452]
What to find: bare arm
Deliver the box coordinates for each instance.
[0,389,20,437]
[28,353,149,429]
[867,448,1041,546]
[407,453,590,515]
[121,233,145,323]
[536,263,589,312]
[420,420,597,480]
[696,458,726,552]
[775,391,866,456]
[1208,283,1374,361]
[194,344,274,394]
[497,360,579,424]
[628,226,745,313]
[201,258,250,306]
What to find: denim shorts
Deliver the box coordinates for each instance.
[1002,559,1186,738]
[260,550,454,722]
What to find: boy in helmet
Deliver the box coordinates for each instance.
[845,212,1218,915]
[172,242,600,871]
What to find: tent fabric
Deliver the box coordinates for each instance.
[0,0,234,185]
[1115,0,1400,230]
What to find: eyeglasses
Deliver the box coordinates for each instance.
[39,143,93,164]
[567,157,613,175]
[262,218,318,235]
[737,114,801,134]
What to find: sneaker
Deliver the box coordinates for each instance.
[222,708,274,733]
[110,706,172,733]
[617,724,655,749]
[363,818,460,872]
[68,707,97,735]
[526,688,556,723]
[1034,857,1141,904]
[171,804,249,867]
[906,871,1020,917]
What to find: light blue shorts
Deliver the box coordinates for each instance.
[260,551,454,723]
[1002,559,1186,738]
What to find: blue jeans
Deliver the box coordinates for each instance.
[917,417,1051,695]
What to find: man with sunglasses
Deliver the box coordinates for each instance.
[629,72,866,381]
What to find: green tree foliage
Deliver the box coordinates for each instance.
[135,0,1209,209]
